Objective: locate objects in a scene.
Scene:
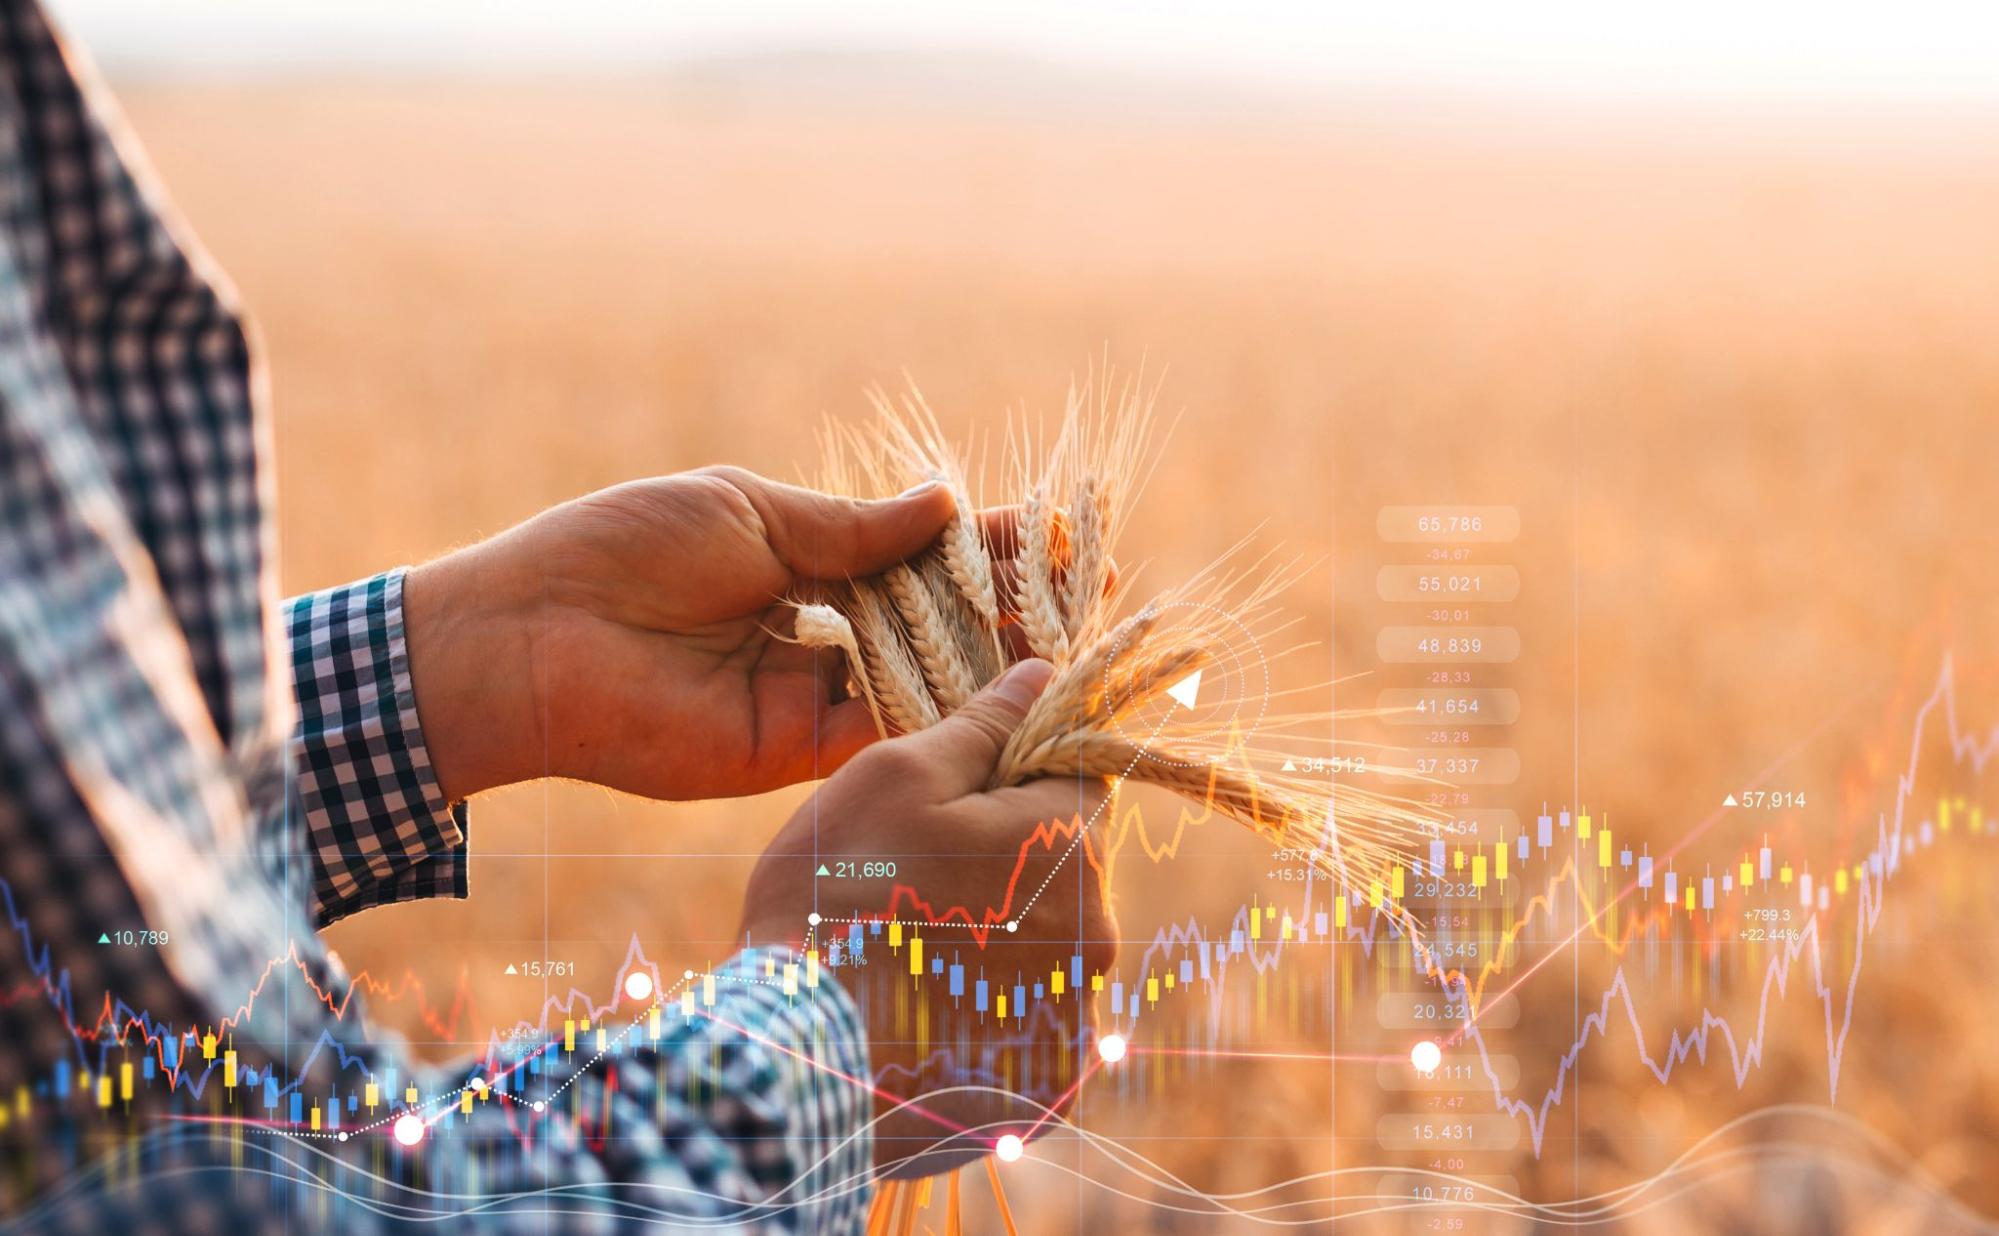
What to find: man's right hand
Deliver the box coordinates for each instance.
[739,659,1119,1177]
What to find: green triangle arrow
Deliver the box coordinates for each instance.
[97,933,110,944]
[816,864,832,877]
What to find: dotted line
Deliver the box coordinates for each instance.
[257,675,1194,1145]
[805,701,1181,940]
[264,963,812,1144]
[1009,702,1181,925]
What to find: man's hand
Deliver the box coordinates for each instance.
[740,660,1118,1176]
[403,467,975,801]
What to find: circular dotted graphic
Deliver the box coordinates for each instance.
[1105,600,1270,768]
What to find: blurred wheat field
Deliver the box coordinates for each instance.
[118,77,1999,1230]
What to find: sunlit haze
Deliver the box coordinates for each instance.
[45,0,1999,105]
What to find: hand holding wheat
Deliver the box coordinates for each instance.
[787,375,1430,890]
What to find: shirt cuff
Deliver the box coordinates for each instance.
[286,568,469,926]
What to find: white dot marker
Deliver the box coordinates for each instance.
[1005,921,1018,934]
[392,1113,426,1147]
[531,1100,546,1113]
[336,1131,349,1142]
[469,1077,489,1096]
[807,912,821,926]
[1410,1040,1443,1074]
[994,1134,1024,1162]
[684,969,695,980]
[1097,1033,1127,1064]
[624,971,655,1002]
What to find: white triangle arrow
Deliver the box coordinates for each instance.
[1166,668,1203,709]
[1722,794,1738,807]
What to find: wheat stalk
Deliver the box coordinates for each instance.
[1010,686,1423,893]
[995,729,1413,885]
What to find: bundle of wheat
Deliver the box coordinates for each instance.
[790,373,1431,892]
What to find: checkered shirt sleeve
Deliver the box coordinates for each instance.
[15,950,878,1234]
[0,0,880,1228]
[284,568,469,925]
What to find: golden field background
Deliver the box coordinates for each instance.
[116,72,1999,1231]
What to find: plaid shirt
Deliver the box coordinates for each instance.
[0,1,871,1230]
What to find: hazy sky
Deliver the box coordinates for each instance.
[43,0,1999,104]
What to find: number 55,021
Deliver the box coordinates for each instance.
[1376,565,1521,603]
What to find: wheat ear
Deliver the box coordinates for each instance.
[1062,473,1107,639]
[864,391,1003,636]
[940,502,1007,670]
[883,562,982,712]
[1016,484,1070,661]
[939,495,1000,627]
[789,603,887,739]
[924,562,1006,687]
[993,607,1162,776]
[850,584,939,733]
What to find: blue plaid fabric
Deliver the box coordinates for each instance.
[0,1,873,1230]
[286,570,470,925]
